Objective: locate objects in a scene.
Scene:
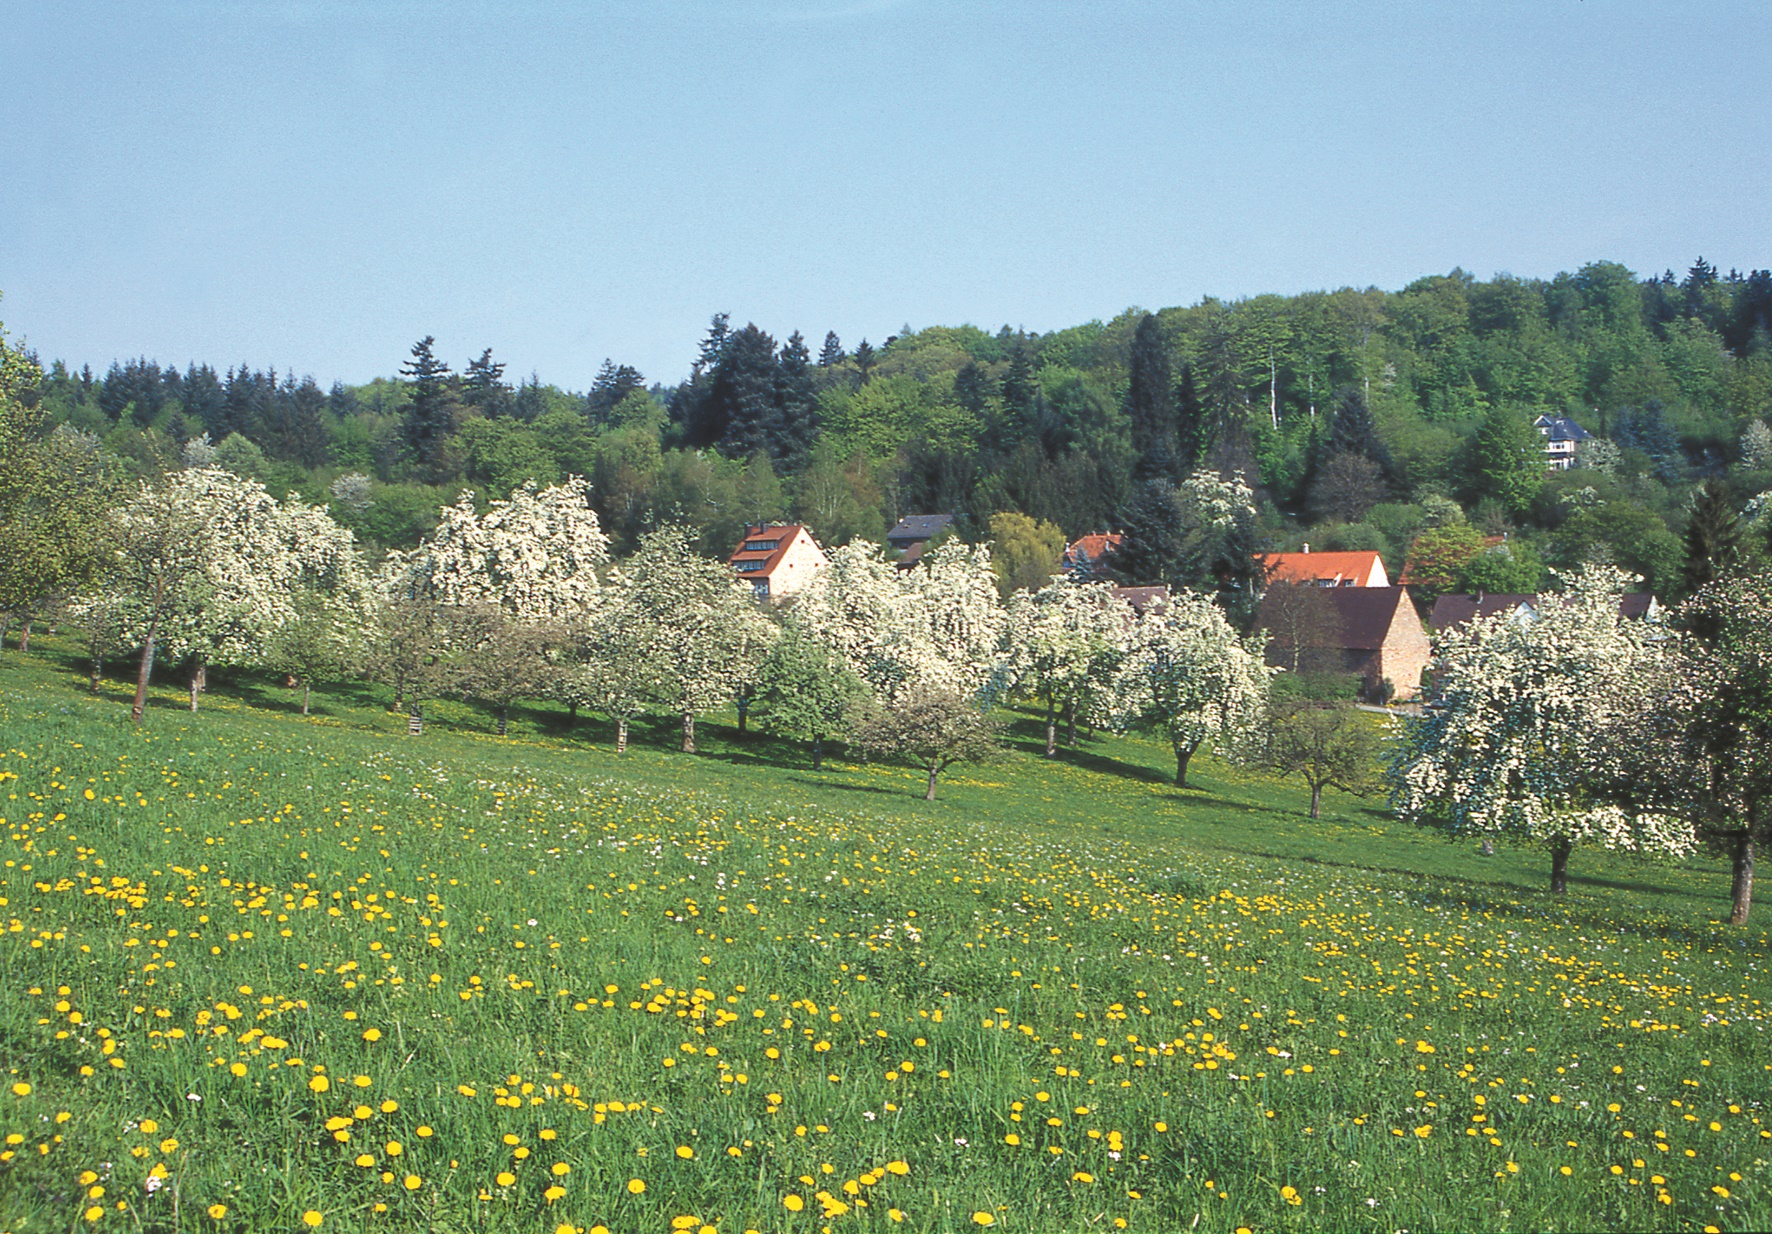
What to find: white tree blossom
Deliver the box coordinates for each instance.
[418,478,608,623]
[1388,564,1692,893]
[77,467,369,718]
[622,525,776,752]
[1105,589,1272,787]
[794,538,1007,703]
[1005,576,1134,756]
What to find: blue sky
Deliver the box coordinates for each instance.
[2,0,1766,389]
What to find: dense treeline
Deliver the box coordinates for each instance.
[17,259,1772,592]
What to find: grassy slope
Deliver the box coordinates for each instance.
[1,640,1767,1234]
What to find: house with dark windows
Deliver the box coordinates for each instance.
[1533,413,1594,471]
[727,524,829,600]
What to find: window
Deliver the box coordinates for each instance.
[744,540,780,552]
[735,560,765,572]
[751,579,770,598]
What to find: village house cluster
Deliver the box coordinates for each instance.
[729,523,1656,706]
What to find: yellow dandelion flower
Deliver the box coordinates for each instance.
[402,1174,421,1191]
[784,1196,804,1212]
[496,1171,516,1187]
[302,1212,324,1228]
[10,1082,30,1097]
[675,1145,694,1159]
[972,1213,996,1227]
[627,1178,646,1194]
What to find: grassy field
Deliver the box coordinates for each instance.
[1,641,1767,1233]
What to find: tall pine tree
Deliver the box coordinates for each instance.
[712,324,783,461]
[400,336,454,468]
[776,330,817,470]
[1681,479,1742,599]
[1126,313,1178,482]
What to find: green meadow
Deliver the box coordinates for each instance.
[1,640,1766,1233]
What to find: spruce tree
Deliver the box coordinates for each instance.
[462,348,511,417]
[1126,313,1178,482]
[588,359,645,424]
[853,338,877,384]
[1174,362,1205,468]
[776,330,817,470]
[999,339,1036,433]
[817,331,845,368]
[712,324,782,461]
[400,336,454,467]
[1681,479,1742,599]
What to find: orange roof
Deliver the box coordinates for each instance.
[728,524,814,579]
[1065,533,1122,563]
[1259,550,1387,587]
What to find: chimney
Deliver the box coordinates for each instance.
[1302,543,1310,553]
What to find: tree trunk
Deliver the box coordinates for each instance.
[393,684,405,714]
[812,735,823,772]
[567,701,577,724]
[18,620,30,652]
[301,683,311,716]
[736,695,748,736]
[1065,698,1077,747]
[131,625,158,724]
[408,702,423,736]
[925,760,939,801]
[1549,835,1572,895]
[1308,780,1323,819]
[616,715,628,754]
[1045,696,1057,758]
[0,616,9,653]
[1174,742,1195,788]
[189,661,206,712]
[681,710,696,754]
[1729,832,1754,926]
[497,705,509,737]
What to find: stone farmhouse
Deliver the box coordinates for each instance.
[1257,585,1432,702]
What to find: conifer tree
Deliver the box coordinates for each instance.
[1681,479,1742,599]
[817,331,845,368]
[400,336,455,468]
[1127,314,1178,482]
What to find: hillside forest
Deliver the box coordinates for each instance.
[15,258,1772,597]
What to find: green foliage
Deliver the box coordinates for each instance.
[987,511,1065,597]
[751,624,870,765]
[1401,524,1488,605]
[1468,405,1544,514]
[1457,539,1545,595]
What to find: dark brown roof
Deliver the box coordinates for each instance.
[1110,585,1169,614]
[1430,592,1660,630]
[1428,593,1536,631]
[887,514,954,544]
[1258,585,1412,651]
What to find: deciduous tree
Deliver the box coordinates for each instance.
[853,685,1002,800]
[1106,590,1272,786]
[1388,566,1690,893]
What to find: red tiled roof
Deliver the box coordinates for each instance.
[1260,550,1386,587]
[728,524,812,580]
[1065,533,1122,564]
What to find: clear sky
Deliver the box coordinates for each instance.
[2,0,1767,390]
